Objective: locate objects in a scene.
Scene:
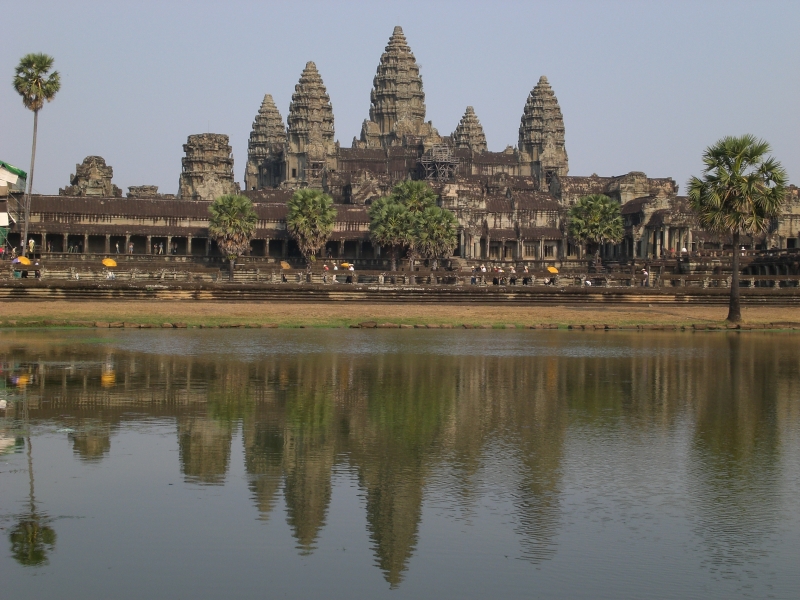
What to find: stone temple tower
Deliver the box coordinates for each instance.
[451,106,488,153]
[245,94,286,190]
[284,61,336,189]
[518,76,569,190]
[358,26,439,149]
[178,134,238,201]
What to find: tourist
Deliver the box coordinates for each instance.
[115,242,120,253]
[642,268,649,287]
[480,264,486,273]
[128,242,134,254]
[323,264,329,271]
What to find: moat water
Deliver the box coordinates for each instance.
[1,329,799,599]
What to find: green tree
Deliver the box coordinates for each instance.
[567,194,623,266]
[390,180,438,271]
[286,189,337,269]
[688,135,788,322]
[414,206,458,270]
[208,194,258,281]
[391,180,437,214]
[13,53,61,256]
[368,197,413,271]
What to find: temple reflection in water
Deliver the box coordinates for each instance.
[1,330,797,586]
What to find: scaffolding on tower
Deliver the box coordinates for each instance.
[419,145,459,182]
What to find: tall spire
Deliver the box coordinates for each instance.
[245,94,286,190]
[285,61,336,187]
[518,76,568,188]
[359,26,438,149]
[451,106,487,153]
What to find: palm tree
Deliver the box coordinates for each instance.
[688,135,788,322]
[286,189,337,270]
[391,180,437,214]
[413,206,458,270]
[368,197,412,271]
[567,194,623,267]
[13,54,61,256]
[208,194,258,281]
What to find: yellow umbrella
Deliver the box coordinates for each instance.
[547,266,559,274]
[17,256,31,266]
[280,261,291,270]
[102,258,117,268]
[340,262,352,268]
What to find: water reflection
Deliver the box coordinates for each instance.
[1,330,798,589]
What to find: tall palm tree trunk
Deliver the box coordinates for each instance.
[727,231,741,322]
[23,109,39,256]
[229,258,235,281]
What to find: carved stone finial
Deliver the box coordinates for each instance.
[59,156,122,197]
[359,25,436,149]
[452,106,488,153]
[245,94,286,190]
[285,61,336,187]
[178,134,237,201]
[518,75,569,188]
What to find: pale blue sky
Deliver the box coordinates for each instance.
[2,0,798,196]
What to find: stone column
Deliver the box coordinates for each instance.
[205,238,210,256]
[282,240,288,258]
[539,238,544,261]
[125,234,131,254]
[356,241,362,259]
[83,233,89,254]
[105,235,111,254]
[485,232,491,260]
[187,235,193,256]
[62,233,68,253]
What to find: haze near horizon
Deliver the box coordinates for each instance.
[2,0,797,196]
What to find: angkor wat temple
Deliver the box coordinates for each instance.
[4,25,799,264]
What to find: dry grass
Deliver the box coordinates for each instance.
[0,300,797,328]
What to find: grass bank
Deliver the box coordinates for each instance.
[0,301,798,329]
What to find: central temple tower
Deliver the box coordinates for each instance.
[358,26,439,149]
[518,76,569,190]
[283,61,337,189]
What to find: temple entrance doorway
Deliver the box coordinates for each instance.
[166,237,187,255]
[151,237,168,255]
[249,239,266,257]
[129,235,147,254]
[190,238,207,256]
[45,234,63,253]
[88,235,106,254]
[67,234,85,253]
[268,240,284,258]
[110,236,126,254]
